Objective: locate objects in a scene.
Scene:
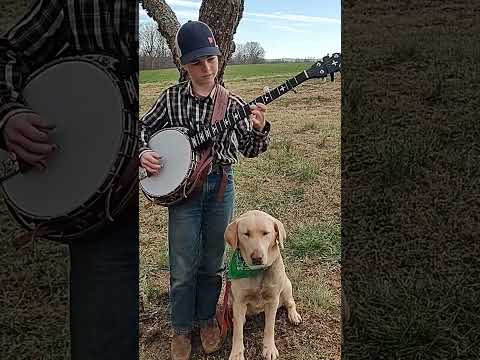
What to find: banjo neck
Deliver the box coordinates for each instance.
[190,53,341,150]
[190,71,309,149]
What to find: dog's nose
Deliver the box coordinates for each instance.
[250,251,263,265]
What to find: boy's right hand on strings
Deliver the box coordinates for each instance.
[2,112,56,170]
[140,151,163,175]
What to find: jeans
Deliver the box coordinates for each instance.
[168,166,234,334]
[68,197,139,360]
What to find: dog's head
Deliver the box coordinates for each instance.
[224,210,286,268]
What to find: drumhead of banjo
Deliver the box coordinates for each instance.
[140,129,192,198]
[1,60,124,219]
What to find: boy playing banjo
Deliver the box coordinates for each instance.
[139,20,270,360]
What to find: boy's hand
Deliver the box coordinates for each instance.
[2,112,56,170]
[140,151,163,175]
[249,103,267,131]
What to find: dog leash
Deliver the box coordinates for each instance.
[217,276,232,339]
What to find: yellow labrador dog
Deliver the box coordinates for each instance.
[224,210,302,360]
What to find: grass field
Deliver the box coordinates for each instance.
[140,62,315,84]
[341,2,480,359]
[139,62,341,359]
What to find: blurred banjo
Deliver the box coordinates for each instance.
[140,53,342,206]
[0,56,138,241]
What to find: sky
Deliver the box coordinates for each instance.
[139,0,341,60]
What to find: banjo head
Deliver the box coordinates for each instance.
[140,128,194,198]
[1,59,124,219]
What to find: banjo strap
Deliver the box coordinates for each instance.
[191,84,230,197]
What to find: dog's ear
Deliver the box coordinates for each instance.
[272,217,286,250]
[224,220,239,249]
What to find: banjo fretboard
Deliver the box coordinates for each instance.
[189,52,341,149]
[190,71,309,149]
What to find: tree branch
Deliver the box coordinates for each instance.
[140,0,245,82]
[199,0,244,82]
[140,0,183,74]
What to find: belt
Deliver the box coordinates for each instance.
[209,163,232,175]
[208,163,232,201]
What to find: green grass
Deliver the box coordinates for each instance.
[241,187,306,219]
[345,281,470,359]
[342,3,480,359]
[140,62,314,84]
[377,127,441,185]
[295,283,336,312]
[140,67,180,84]
[286,223,341,262]
[266,139,320,183]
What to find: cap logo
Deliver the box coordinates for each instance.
[208,36,214,45]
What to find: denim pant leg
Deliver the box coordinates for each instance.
[69,200,139,360]
[168,194,203,334]
[196,170,235,325]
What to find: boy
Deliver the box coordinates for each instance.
[139,20,270,360]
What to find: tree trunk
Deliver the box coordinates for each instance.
[198,0,244,84]
[141,0,244,83]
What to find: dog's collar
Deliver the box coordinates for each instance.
[227,250,269,279]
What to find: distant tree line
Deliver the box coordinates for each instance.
[139,23,311,70]
[139,23,174,70]
[229,41,265,64]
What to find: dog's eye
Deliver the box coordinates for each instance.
[263,231,269,236]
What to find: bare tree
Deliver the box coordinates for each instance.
[139,22,172,69]
[140,0,245,82]
[139,23,167,57]
[232,41,265,64]
[243,41,265,64]
[231,43,245,64]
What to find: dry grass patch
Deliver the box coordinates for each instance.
[0,202,70,360]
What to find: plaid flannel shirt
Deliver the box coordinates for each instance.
[139,81,271,165]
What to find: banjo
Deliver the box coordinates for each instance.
[0,55,138,241]
[140,53,342,206]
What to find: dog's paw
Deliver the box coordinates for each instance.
[262,342,279,360]
[229,348,245,360]
[288,309,302,325]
